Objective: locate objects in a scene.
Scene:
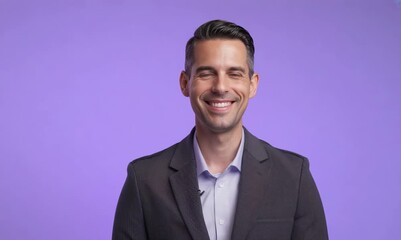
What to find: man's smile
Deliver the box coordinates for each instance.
[205,101,234,108]
[203,99,237,113]
[209,101,232,108]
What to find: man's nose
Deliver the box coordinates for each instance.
[211,75,229,94]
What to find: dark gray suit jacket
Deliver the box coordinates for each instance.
[113,128,328,240]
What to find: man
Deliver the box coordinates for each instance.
[113,20,328,240]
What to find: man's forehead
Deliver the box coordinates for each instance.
[191,39,249,70]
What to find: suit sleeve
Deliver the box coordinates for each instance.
[112,163,147,240]
[291,158,329,240]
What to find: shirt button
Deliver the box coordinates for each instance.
[218,183,224,188]
[219,219,225,225]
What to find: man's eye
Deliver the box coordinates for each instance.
[229,73,243,78]
[198,73,213,78]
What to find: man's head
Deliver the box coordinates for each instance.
[185,20,255,78]
[180,20,259,134]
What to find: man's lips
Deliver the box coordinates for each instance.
[205,100,235,108]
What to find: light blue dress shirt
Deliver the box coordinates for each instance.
[193,129,245,240]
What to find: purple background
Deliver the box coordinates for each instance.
[1,0,400,239]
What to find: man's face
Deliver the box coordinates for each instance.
[180,39,259,133]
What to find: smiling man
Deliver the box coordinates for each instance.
[113,20,328,240]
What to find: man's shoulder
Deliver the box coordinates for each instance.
[245,128,307,164]
[249,134,308,173]
[129,142,179,168]
[253,137,309,181]
[264,140,307,161]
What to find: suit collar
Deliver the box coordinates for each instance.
[243,127,269,162]
[169,127,271,240]
[169,128,196,171]
[169,128,210,240]
[232,128,272,240]
[170,127,266,167]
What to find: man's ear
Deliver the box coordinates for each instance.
[249,73,259,98]
[179,71,190,97]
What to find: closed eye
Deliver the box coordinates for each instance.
[197,73,214,79]
[197,70,217,79]
[228,72,244,79]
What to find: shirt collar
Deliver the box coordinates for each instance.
[194,128,245,176]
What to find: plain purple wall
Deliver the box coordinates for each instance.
[1,0,400,239]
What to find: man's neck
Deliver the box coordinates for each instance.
[195,124,243,174]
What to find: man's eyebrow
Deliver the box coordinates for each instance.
[195,66,246,74]
[195,66,217,74]
[227,67,246,73]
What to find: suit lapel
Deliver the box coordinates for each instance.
[231,129,272,240]
[169,130,210,240]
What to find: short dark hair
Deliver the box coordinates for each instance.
[185,19,255,77]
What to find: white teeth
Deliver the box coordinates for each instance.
[210,102,231,108]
